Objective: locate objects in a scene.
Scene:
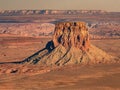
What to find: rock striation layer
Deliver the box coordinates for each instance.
[0,22,119,74]
[53,22,90,51]
[24,22,118,66]
[0,22,120,74]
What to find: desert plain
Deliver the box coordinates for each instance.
[0,10,120,90]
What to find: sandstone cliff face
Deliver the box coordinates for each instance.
[53,22,90,51]
[0,22,119,74]
[24,22,118,66]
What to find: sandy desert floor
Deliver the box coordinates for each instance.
[0,63,120,90]
[0,34,120,90]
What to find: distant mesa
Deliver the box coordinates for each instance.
[0,10,107,16]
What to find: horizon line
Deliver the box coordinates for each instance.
[0,9,120,12]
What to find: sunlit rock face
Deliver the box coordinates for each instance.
[32,22,117,66]
[53,22,90,51]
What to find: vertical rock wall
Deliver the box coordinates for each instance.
[53,22,90,51]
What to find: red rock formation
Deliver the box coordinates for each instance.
[0,22,119,74]
[33,22,118,66]
[53,22,90,51]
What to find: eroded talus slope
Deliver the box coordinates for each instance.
[27,22,118,66]
[0,22,119,75]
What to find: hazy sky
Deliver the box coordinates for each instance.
[0,0,120,12]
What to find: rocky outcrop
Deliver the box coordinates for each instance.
[0,22,119,74]
[24,22,118,66]
[53,22,90,51]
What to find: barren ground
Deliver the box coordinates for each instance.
[0,34,120,90]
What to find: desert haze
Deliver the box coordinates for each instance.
[0,10,120,90]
